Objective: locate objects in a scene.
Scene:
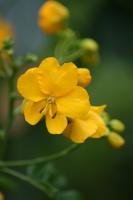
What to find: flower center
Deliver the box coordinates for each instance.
[47,96,55,104]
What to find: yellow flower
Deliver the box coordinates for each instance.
[0,18,12,48]
[78,68,92,87]
[64,105,107,143]
[0,193,4,200]
[38,0,69,34]
[107,132,125,148]
[17,57,90,134]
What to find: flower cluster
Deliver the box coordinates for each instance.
[17,57,107,143]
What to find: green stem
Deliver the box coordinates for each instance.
[0,51,17,159]
[0,53,12,77]
[0,143,79,168]
[1,167,58,198]
[6,76,15,132]
[63,50,85,63]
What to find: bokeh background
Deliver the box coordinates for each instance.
[0,0,133,199]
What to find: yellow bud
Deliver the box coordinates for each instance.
[38,0,69,34]
[107,132,125,148]
[81,38,99,53]
[78,68,92,87]
[110,119,125,133]
[0,18,13,49]
[101,111,110,124]
[0,193,5,200]
[80,39,99,66]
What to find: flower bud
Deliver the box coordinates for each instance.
[38,0,69,34]
[101,111,110,124]
[78,68,91,87]
[81,38,99,53]
[0,18,13,49]
[26,53,38,63]
[80,38,99,66]
[107,132,125,148]
[110,119,125,133]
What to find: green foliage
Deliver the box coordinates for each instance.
[56,190,84,200]
[0,174,17,191]
[27,163,67,190]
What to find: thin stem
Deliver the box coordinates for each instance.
[0,52,12,77]
[6,77,15,132]
[2,168,58,198]
[0,143,79,168]
[63,50,85,63]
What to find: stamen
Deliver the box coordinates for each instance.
[39,107,45,114]
[47,96,55,104]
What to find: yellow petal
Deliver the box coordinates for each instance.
[17,68,45,102]
[39,57,60,71]
[89,111,107,138]
[57,86,90,118]
[46,112,67,134]
[64,118,97,143]
[90,105,106,114]
[23,100,46,125]
[38,61,78,96]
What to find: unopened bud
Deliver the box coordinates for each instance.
[80,38,99,66]
[110,119,125,133]
[78,68,91,87]
[26,53,38,63]
[101,111,110,124]
[81,38,99,53]
[107,132,125,148]
[3,37,14,50]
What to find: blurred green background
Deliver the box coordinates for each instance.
[0,0,133,199]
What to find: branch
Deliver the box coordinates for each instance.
[2,168,58,198]
[0,143,79,168]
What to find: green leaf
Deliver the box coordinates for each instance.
[56,190,84,200]
[0,174,17,191]
[27,163,67,189]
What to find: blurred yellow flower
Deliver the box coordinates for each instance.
[78,68,92,87]
[38,0,69,34]
[107,132,125,148]
[64,105,107,143]
[0,18,12,48]
[0,193,4,200]
[17,57,90,135]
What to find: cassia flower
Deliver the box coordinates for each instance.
[17,57,90,135]
[38,0,69,34]
[64,105,107,143]
[0,18,12,48]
